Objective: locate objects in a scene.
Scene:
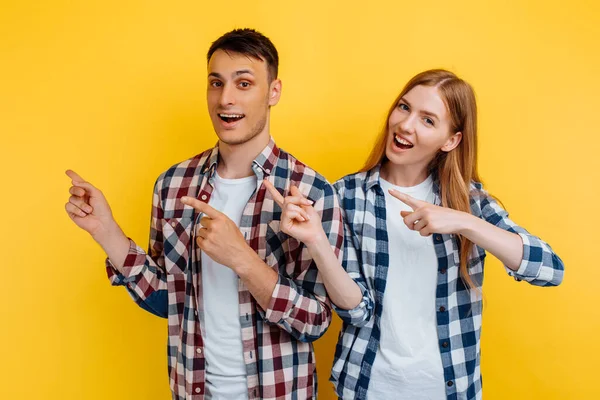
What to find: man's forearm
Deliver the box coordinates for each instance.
[233,249,278,310]
[92,221,130,274]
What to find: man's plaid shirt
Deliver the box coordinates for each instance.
[330,166,564,400]
[106,138,344,399]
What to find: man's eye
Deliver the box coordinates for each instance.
[210,81,222,87]
[239,82,250,88]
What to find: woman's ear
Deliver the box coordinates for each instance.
[441,131,462,152]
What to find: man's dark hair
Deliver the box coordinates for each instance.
[207,28,279,82]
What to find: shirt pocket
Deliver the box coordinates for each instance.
[467,244,486,269]
[162,216,193,275]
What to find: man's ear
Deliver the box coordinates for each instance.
[268,79,282,106]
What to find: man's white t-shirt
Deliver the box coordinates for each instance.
[201,172,256,400]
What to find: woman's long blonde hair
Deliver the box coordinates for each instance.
[362,69,481,290]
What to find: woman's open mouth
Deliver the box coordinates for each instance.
[394,133,414,150]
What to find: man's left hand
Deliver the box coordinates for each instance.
[181,196,254,270]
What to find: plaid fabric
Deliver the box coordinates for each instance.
[106,137,344,399]
[330,165,564,400]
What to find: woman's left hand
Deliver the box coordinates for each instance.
[388,189,472,237]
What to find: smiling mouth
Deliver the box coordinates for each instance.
[394,134,414,149]
[219,113,245,123]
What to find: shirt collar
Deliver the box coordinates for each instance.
[252,136,279,177]
[364,164,382,192]
[365,164,443,205]
[199,136,280,179]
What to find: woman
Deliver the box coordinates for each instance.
[263,69,564,399]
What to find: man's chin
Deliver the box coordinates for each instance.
[215,130,255,146]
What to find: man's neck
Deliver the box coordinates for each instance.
[216,130,271,179]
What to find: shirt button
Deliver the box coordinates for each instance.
[434,234,442,242]
[439,306,446,312]
[439,268,447,274]
[447,381,454,387]
[201,194,207,200]
[265,168,271,173]
[171,221,177,227]
[195,387,202,393]
[196,348,202,354]
[442,341,449,348]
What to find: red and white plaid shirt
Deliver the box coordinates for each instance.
[106,137,344,399]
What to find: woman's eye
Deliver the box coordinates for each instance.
[398,103,409,111]
[424,117,434,126]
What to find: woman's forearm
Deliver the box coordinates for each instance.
[459,214,524,271]
[306,237,364,310]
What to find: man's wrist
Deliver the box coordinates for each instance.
[92,220,125,248]
[232,246,264,277]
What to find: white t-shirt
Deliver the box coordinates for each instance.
[367,176,446,400]
[201,172,256,400]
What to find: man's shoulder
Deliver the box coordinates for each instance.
[275,147,332,196]
[155,149,213,189]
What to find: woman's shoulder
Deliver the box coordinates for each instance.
[333,170,371,194]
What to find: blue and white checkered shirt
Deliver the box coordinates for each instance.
[329,166,564,400]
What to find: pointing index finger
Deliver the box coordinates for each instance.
[66,169,86,183]
[388,189,425,210]
[181,196,222,219]
[263,179,285,207]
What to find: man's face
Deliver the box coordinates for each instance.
[206,49,281,146]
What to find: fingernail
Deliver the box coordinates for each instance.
[304,200,314,205]
[181,196,189,202]
[85,206,93,213]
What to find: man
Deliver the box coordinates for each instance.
[65,28,343,399]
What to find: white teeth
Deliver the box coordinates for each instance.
[394,135,413,146]
[219,113,244,118]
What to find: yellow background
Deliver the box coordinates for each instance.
[1,0,598,398]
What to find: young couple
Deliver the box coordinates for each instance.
[65,29,564,400]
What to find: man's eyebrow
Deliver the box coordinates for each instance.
[208,70,254,79]
[234,69,254,76]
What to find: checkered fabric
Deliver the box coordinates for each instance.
[106,137,344,399]
[330,165,564,400]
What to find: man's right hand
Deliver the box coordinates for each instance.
[65,170,130,271]
[65,170,118,239]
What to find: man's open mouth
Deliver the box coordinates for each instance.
[219,113,245,123]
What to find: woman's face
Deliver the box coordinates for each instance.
[385,84,462,170]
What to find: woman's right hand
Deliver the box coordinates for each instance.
[263,179,328,246]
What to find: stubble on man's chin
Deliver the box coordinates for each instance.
[218,115,268,147]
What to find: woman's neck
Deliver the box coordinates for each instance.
[380,162,429,187]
